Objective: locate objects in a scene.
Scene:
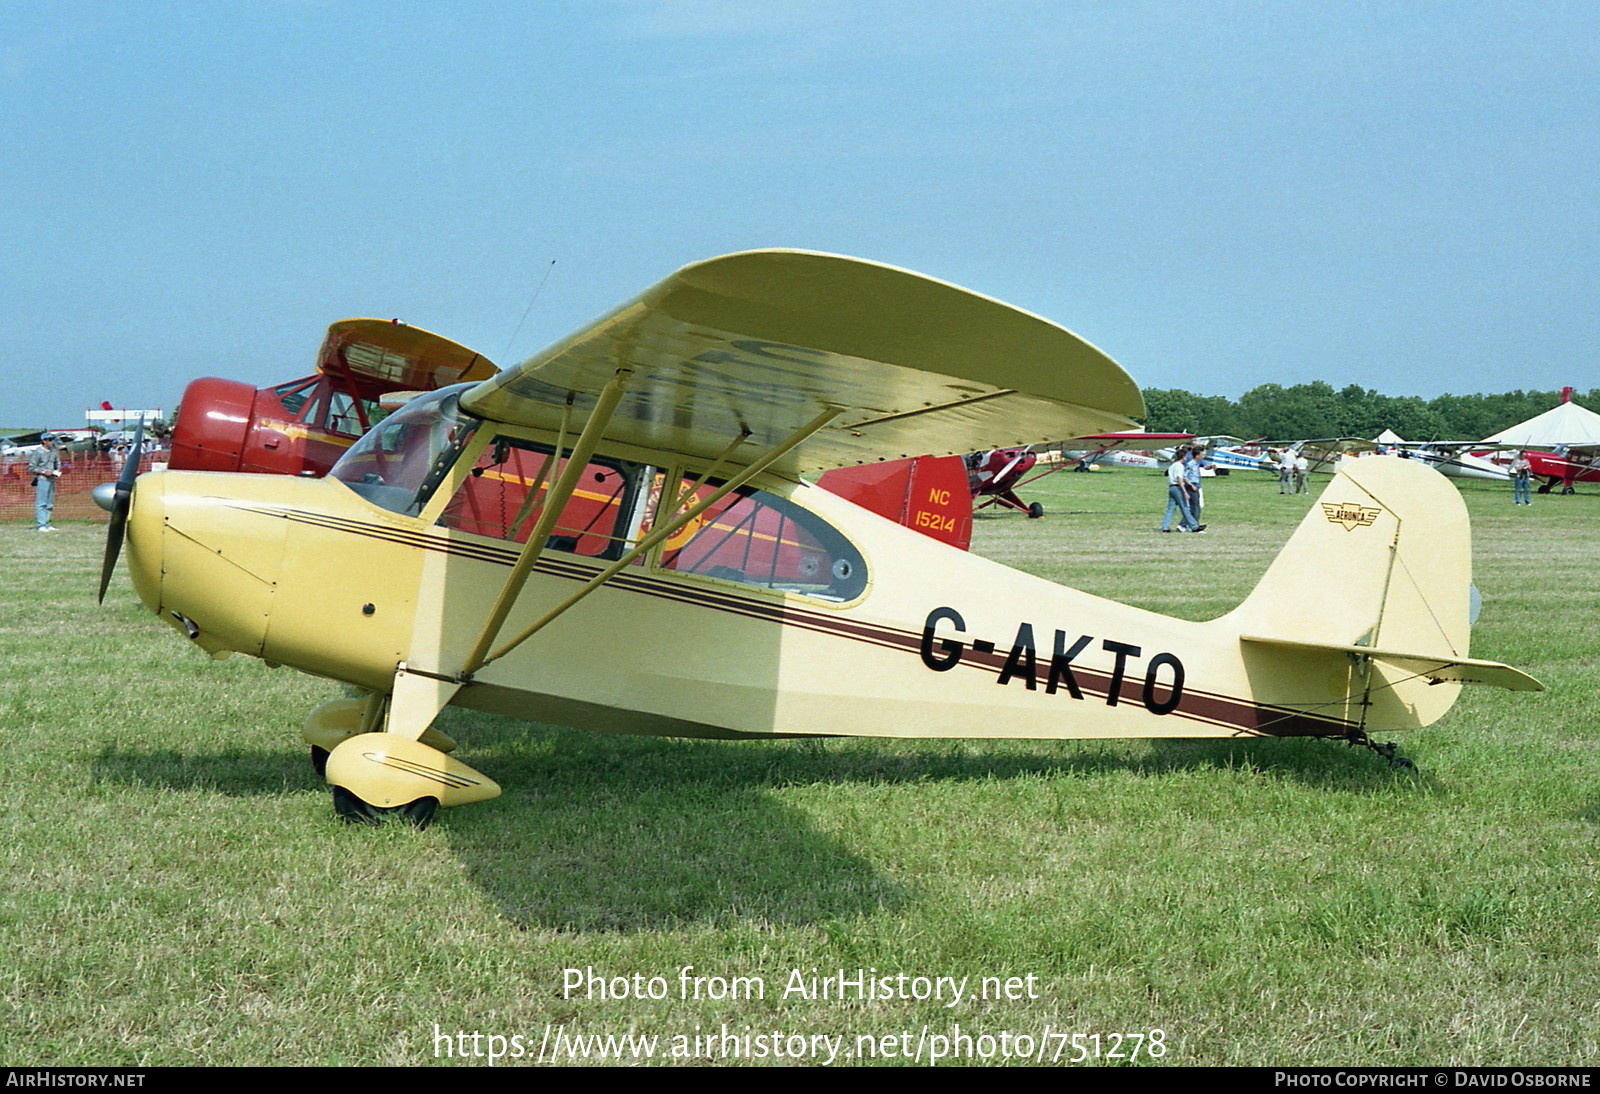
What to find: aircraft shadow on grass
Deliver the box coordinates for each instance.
[91,718,1433,931]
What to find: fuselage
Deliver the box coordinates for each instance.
[1524,449,1600,486]
[124,390,1395,745]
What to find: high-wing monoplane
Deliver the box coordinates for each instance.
[100,250,1539,826]
[1520,445,1600,494]
[168,318,497,477]
[1260,437,1381,476]
[1358,437,1512,483]
[1188,436,1277,474]
[1063,433,1195,473]
[970,433,1195,517]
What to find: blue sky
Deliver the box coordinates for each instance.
[4,1,1595,428]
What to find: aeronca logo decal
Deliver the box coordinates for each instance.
[1320,501,1383,531]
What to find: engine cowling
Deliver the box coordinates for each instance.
[169,377,255,472]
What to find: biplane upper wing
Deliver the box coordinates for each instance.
[318,319,498,390]
[460,250,1143,477]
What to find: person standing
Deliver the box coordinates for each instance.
[1184,445,1207,527]
[1160,451,1198,532]
[1293,451,1310,494]
[1510,451,1532,505]
[27,433,62,532]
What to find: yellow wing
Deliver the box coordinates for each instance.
[461,250,1143,476]
[319,319,498,390]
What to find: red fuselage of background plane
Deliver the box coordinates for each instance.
[169,374,384,477]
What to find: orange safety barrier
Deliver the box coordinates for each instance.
[0,453,163,524]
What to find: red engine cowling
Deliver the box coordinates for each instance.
[169,377,255,472]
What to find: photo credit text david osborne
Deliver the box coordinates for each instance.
[1275,1074,1590,1088]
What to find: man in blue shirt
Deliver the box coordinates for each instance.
[26,433,62,532]
[1182,446,1208,533]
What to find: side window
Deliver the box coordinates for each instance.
[654,479,867,602]
[325,390,368,437]
[438,436,645,559]
[271,377,320,419]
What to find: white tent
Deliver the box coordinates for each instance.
[1482,397,1600,448]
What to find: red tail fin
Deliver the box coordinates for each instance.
[818,455,972,550]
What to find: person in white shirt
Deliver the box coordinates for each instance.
[1510,452,1532,505]
[1159,452,1203,532]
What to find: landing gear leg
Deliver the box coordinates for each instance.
[305,677,495,826]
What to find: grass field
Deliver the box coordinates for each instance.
[2,468,1596,1067]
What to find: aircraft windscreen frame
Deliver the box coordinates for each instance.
[328,385,479,515]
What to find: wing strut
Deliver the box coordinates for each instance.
[670,427,754,512]
[469,404,844,673]
[459,368,633,676]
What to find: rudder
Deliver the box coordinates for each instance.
[1221,456,1476,731]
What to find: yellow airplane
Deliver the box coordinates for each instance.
[100,250,1541,826]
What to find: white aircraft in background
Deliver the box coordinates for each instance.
[1370,439,1510,482]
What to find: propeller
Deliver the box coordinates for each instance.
[95,419,144,603]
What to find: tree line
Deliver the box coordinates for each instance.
[1139,383,1598,442]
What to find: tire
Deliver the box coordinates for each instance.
[331,785,439,829]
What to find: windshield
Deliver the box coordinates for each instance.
[328,385,479,514]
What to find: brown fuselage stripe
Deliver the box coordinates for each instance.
[237,503,1355,738]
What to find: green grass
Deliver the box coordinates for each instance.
[2,469,1597,1066]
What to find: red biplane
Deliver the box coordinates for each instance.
[168,319,497,477]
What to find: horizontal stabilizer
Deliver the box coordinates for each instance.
[1240,635,1543,692]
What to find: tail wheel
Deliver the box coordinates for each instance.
[331,785,439,828]
[1028,502,1044,518]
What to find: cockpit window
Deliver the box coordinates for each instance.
[651,478,867,602]
[271,377,320,418]
[327,386,478,514]
[437,435,649,560]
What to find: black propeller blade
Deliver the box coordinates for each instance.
[96,420,145,604]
